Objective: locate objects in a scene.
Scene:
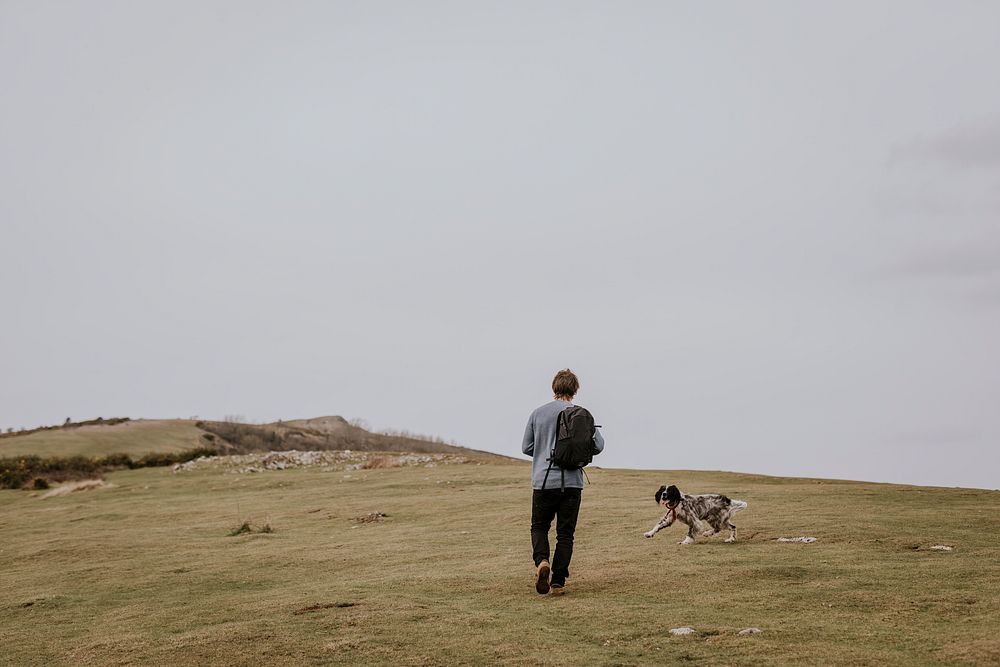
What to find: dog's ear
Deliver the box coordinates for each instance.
[655,485,666,504]
[665,485,682,504]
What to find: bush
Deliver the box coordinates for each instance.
[0,447,218,489]
[197,422,282,454]
[97,453,132,469]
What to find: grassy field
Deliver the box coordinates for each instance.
[0,420,206,459]
[2,461,999,666]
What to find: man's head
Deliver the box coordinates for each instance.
[552,369,580,400]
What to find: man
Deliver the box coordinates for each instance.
[522,368,605,595]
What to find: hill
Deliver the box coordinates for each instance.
[200,416,488,456]
[0,419,206,458]
[0,415,498,461]
[2,461,998,665]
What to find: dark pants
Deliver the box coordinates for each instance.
[531,488,582,586]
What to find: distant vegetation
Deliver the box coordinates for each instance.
[0,417,130,439]
[197,421,282,453]
[0,448,216,489]
[197,417,479,456]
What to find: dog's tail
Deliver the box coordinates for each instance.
[730,499,748,513]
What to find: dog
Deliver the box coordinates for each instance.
[644,484,747,544]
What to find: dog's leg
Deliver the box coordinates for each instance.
[644,513,673,538]
[724,521,737,543]
[679,520,702,545]
[725,500,746,543]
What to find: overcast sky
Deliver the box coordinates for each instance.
[2,2,998,489]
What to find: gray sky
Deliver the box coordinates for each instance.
[2,1,998,489]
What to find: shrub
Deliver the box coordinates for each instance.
[97,453,132,468]
[229,521,253,536]
[0,446,218,489]
[197,422,282,454]
[227,520,273,536]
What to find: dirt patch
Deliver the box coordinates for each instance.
[40,479,112,498]
[293,602,355,615]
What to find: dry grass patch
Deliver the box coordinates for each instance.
[293,602,355,615]
[361,455,400,469]
[40,479,113,498]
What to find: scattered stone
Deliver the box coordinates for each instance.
[737,627,763,636]
[930,545,954,551]
[776,537,817,543]
[353,512,388,524]
[173,450,471,474]
[669,627,696,636]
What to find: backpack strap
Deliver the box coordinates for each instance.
[541,459,554,490]
[540,409,564,491]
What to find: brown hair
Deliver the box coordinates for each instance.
[551,369,580,398]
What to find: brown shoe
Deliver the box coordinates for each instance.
[535,561,551,594]
[549,583,566,596]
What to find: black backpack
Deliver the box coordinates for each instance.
[542,405,597,490]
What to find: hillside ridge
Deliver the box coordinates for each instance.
[0,415,507,461]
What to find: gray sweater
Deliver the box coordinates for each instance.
[522,399,605,490]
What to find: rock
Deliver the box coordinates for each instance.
[170,450,470,474]
[669,627,696,636]
[777,537,817,543]
[737,627,763,636]
[930,545,953,551]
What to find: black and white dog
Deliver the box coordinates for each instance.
[644,484,748,545]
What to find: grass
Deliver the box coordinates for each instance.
[1,462,999,665]
[0,420,207,459]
